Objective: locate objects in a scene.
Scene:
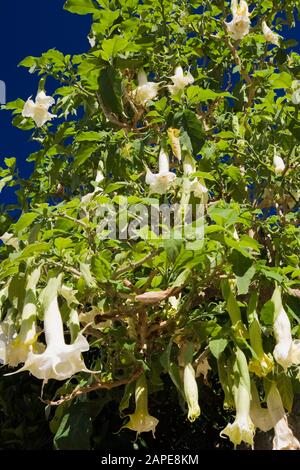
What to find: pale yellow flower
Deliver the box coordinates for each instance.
[272,286,300,370]
[133,69,159,106]
[262,21,280,46]
[123,375,159,437]
[267,383,300,450]
[9,275,90,382]
[146,147,176,194]
[183,363,201,422]
[168,66,194,96]
[220,349,255,448]
[22,90,56,127]
[273,155,285,174]
[291,80,300,105]
[226,0,251,41]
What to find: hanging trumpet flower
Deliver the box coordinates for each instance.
[182,154,208,199]
[273,155,285,174]
[8,275,91,382]
[217,354,235,409]
[22,90,56,127]
[133,69,159,106]
[122,374,159,437]
[248,293,273,377]
[183,363,201,422]
[226,0,251,41]
[272,285,300,370]
[250,381,272,433]
[7,267,43,366]
[220,348,255,448]
[168,66,194,96]
[221,279,247,338]
[291,80,300,105]
[262,21,280,46]
[267,383,300,450]
[146,147,176,194]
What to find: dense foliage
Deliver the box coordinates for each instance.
[1,0,300,450]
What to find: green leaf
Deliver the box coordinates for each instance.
[79,262,97,288]
[98,65,124,116]
[209,338,228,359]
[171,268,191,288]
[13,213,38,233]
[186,85,232,104]
[260,300,275,325]
[0,175,13,193]
[54,400,105,450]
[101,36,128,61]
[270,72,292,89]
[277,374,294,413]
[236,265,256,295]
[63,0,98,15]
[73,143,99,169]
[160,340,184,397]
[260,267,283,283]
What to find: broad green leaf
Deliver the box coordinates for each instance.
[13,213,39,233]
[209,338,228,360]
[64,0,98,15]
[98,65,124,116]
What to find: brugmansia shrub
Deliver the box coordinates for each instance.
[1,0,300,450]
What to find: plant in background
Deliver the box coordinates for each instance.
[1,0,300,451]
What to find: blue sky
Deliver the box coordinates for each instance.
[0,1,90,207]
[0,2,299,208]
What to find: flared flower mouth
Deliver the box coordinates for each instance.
[220,416,255,448]
[122,375,159,438]
[8,333,91,382]
[226,0,250,40]
[22,90,56,127]
[262,21,280,46]
[132,69,159,106]
[248,353,274,377]
[6,275,93,382]
[267,383,300,450]
[145,147,176,194]
[123,411,159,438]
[168,66,194,95]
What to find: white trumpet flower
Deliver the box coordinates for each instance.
[272,285,300,370]
[22,90,56,127]
[220,349,255,448]
[146,147,176,194]
[226,0,251,41]
[267,383,300,450]
[273,155,285,174]
[250,381,272,433]
[183,155,208,199]
[291,80,300,105]
[133,69,159,106]
[168,66,194,96]
[183,363,201,422]
[9,275,90,382]
[123,375,159,437]
[7,267,43,366]
[262,21,280,46]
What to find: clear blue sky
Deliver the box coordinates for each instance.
[0,2,299,207]
[0,1,90,207]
